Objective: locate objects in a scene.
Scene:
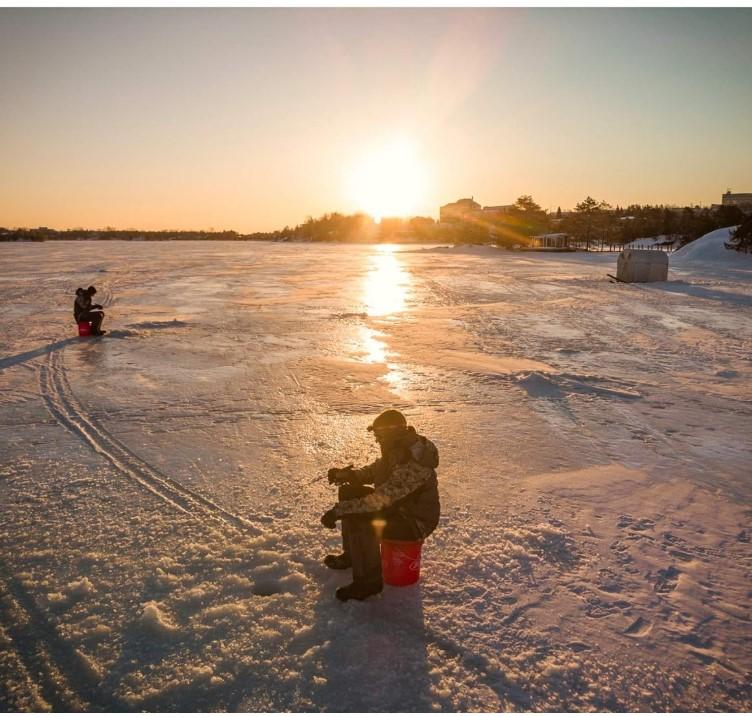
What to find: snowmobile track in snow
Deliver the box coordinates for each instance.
[39,350,258,534]
[0,564,127,711]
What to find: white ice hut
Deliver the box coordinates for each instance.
[616,249,668,283]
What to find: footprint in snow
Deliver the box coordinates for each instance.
[624,616,652,638]
[653,566,680,593]
[252,579,285,597]
[251,571,308,597]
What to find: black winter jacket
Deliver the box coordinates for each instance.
[74,289,102,322]
[74,289,91,322]
[333,427,440,540]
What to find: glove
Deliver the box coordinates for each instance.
[320,508,338,530]
[327,466,353,485]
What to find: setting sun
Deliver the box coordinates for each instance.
[347,138,428,222]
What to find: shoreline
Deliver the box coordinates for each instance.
[0,237,623,252]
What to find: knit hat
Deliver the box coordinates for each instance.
[367,409,407,433]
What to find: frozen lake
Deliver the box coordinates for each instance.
[1,240,751,710]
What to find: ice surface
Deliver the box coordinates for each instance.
[0,240,750,711]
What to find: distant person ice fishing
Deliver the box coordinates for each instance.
[321,409,440,602]
[74,286,106,336]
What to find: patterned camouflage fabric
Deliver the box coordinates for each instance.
[332,428,440,537]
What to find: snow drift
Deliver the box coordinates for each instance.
[671,226,751,267]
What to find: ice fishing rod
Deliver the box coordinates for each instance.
[308,463,353,485]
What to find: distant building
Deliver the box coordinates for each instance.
[481,204,515,215]
[721,191,752,213]
[439,198,517,225]
[530,233,570,249]
[440,197,481,223]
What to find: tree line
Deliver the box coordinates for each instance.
[2,196,748,250]
[557,198,747,252]
[278,196,749,250]
[435,195,747,250]
[0,227,286,242]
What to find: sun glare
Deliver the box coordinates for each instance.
[348,138,428,222]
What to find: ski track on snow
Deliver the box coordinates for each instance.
[35,344,519,705]
[35,347,519,709]
[3,242,749,710]
[38,349,258,535]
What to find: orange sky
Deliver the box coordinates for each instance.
[1,8,751,231]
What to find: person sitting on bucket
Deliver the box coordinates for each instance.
[321,409,440,602]
[74,286,106,336]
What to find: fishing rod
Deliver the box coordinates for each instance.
[308,464,353,485]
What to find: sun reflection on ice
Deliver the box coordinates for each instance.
[383,364,407,395]
[356,246,411,396]
[359,326,387,364]
[356,325,408,396]
[362,245,410,317]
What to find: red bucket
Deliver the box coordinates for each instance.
[78,321,92,337]
[380,539,423,586]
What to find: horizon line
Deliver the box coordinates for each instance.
[1,198,736,234]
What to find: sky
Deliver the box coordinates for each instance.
[1,8,751,232]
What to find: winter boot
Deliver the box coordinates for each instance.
[324,520,352,569]
[335,579,383,602]
[335,518,383,602]
[324,553,351,569]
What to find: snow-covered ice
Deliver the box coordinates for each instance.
[1,235,750,711]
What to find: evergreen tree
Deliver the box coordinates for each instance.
[727,215,752,253]
[661,207,675,237]
[572,196,611,250]
[508,195,549,237]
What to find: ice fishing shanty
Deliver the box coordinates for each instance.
[615,249,669,283]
